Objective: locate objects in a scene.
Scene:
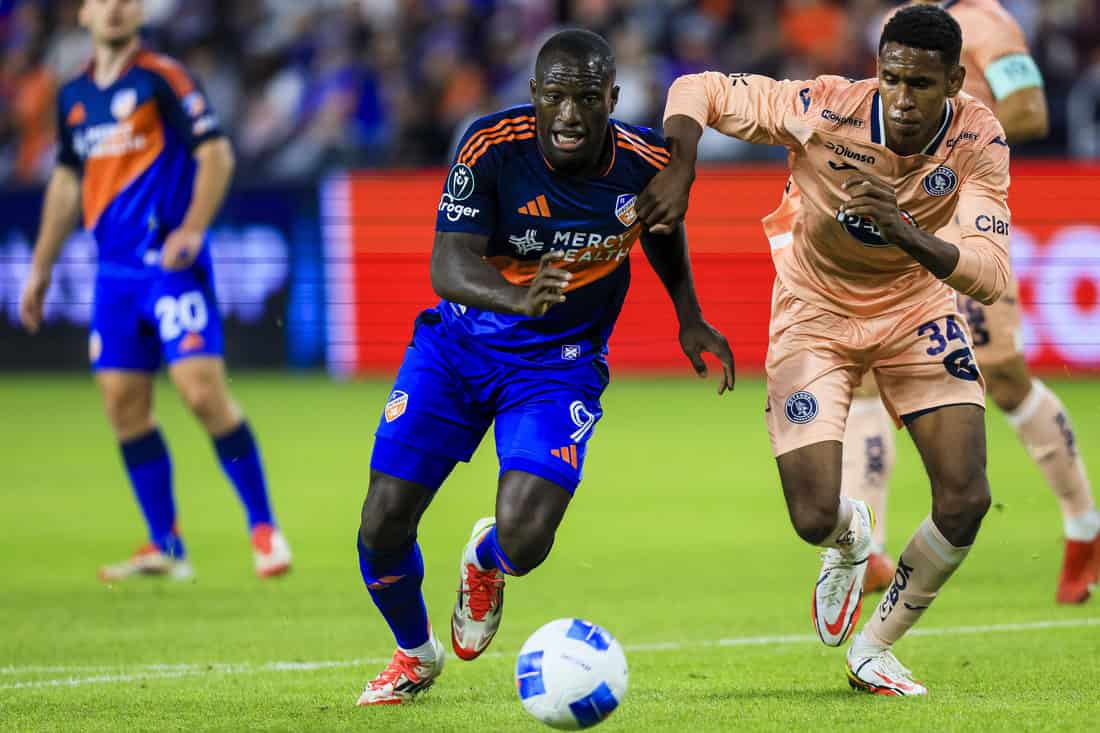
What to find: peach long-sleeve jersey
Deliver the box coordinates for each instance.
[665,73,1011,318]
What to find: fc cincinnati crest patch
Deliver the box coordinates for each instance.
[384,390,409,423]
[615,194,637,227]
[785,391,818,424]
[922,166,958,197]
[111,88,137,120]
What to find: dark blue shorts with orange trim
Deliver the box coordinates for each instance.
[90,261,224,372]
[371,312,608,493]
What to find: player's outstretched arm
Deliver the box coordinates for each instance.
[20,165,81,333]
[635,116,702,236]
[430,231,572,318]
[162,138,235,271]
[640,224,734,394]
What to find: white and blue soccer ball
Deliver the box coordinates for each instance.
[515,618,628,730]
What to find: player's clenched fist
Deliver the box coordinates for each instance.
[19,269,51,334]
[519,250,572,318]
[161,227,204,271]
[635,161,695,235]
[839,175,911,244]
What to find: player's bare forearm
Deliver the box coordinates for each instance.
[893,226,960,280]
[31,166,82,276]
[995,87,1048,144]
[635,116,701,234]
[431,231,571,318]
[181,137,235,233]
[640,225,701,322]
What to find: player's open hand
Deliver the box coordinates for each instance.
[161,227,204,271]
[636,162,695,236]
[839,175,911,244]
[19,269,51,334]
[520,250,572,318]
[678,318,735,394]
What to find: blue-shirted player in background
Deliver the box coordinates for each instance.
[355,29,735,706]
[19,0,291,581]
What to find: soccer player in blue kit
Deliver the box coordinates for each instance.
[19,0,290,581]
[355,29,735,706]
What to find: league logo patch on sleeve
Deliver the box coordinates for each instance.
[384,390,409,423]
[785,391,819,424]
[183,91,207,118]
[614,194,637,227]
[922,166,958,197]
[446,164,476,201]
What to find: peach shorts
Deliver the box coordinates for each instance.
[765,279,986,457]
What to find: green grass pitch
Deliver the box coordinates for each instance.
[2,374,1099,731]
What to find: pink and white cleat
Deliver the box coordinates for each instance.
[451,517,505,661]
[356,635,445,705]
[97,543,193,583]
[252,523,292,578]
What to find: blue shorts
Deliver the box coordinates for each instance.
[90,263,224,372]
[371,312,609,493]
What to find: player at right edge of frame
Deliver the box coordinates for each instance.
[637,5,1010,695]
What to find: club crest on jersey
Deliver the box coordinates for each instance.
[785,391,818,424]
[111,88,137,120]
[615,194,637,227]
[446,163,475,201]
[384,390,409,423]
[837,209,917,247]
[922,166,958,197]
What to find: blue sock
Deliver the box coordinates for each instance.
[214,421,274,529]
[357,535,430,649]
[120,429,184,558]
[475,525,520,575]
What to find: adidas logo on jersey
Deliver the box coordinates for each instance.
[518,195,552,217]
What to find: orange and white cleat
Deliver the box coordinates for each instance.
[451,517,505,660]
[812,500,874,646]
[846,633,927,696]
[252,523,292,578]
[97,543,193,583]
[356,635,445,705]
[864,552,896,594]
[1055,534,1100,604]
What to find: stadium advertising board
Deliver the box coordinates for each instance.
[0,186,325,369]
[324,163,1100,376]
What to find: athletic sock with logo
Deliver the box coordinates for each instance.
[863,516,969,647]
[1005,379,1097,533]
[842,397,896,553]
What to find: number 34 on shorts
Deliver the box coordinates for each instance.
[916,314,980,382]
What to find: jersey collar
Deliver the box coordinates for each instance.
[85,42,143,89]
[871,92,953,155]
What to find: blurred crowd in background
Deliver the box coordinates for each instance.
[2,0,1100,183]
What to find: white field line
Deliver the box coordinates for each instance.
[2,617,1097,691]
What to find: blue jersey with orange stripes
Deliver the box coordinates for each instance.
[434,104,669,365]
[55,49,223,275]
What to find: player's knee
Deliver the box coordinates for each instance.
[985,364,1031,412]
[359,474,420,551]
[177,377,222,421]
[101,388,151,435]
[788,500,840,546]
[932,475,991,546]
[495,515,554,576]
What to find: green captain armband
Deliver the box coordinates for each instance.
[985,53,1043,100]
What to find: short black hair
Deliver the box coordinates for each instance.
[535,28,615,80]
[879,5,962,68]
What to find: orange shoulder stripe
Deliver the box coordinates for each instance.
[459,120,535,166]
[464,130,536,168]
[457,115,535,163]
[614,125,670,162]
[617,141,667,170]
[134,51,194,99]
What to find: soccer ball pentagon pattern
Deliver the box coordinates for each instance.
[515,619,628,729]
